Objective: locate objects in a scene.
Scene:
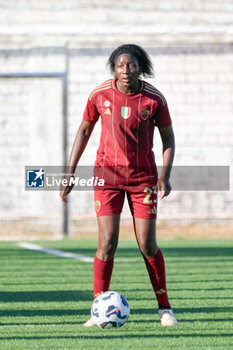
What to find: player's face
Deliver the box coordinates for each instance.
[114,53,141,91]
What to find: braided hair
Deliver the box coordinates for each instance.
[107,44,154,78]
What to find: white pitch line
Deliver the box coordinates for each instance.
[17,242,140,263]
[18,242,94,263]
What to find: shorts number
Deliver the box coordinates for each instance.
[143,186,157,204]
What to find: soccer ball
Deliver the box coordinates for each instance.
[91,291,130,328]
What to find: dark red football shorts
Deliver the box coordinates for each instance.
[94,184,157,219]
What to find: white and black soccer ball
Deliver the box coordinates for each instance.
[91,291,130,328]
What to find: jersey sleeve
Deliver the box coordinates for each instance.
[153,101,172,128]
[83,96,100,123]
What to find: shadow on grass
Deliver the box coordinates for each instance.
[116,246,233,259]
[0,320,84,326]
[0,290,93,303]
[0,333,232,341]
[0,308,90,317]
[1,245,233,261]
[134,306,233,315]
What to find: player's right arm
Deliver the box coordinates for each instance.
[60,119,96,203]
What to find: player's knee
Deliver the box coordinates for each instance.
[139,240,158,258]
[98,234,118,260]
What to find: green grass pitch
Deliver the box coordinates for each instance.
[0,239,233,349]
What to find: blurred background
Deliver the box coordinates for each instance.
[0,0,232,240]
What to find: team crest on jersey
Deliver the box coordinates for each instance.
[104,101,110,107]
[121,107,131,119]
[95,200,101,212]
[140,109,150,120]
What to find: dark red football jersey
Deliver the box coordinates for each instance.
[83,78,172,185]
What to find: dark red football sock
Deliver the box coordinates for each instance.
[93,256,114,299]
[144,249,171,308]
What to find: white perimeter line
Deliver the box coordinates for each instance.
[17,242,139,263]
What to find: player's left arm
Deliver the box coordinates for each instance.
[157,125,175,199]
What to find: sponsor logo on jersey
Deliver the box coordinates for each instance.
[104,101,110,107]
[121,107,131,119]
[140,109,150,120]
[95,200,101,212]
[104,108,111,115]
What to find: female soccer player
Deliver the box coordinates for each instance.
[60,44,178,326]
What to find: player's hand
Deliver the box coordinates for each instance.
[157,177,171,200]
[60,175,75,203]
